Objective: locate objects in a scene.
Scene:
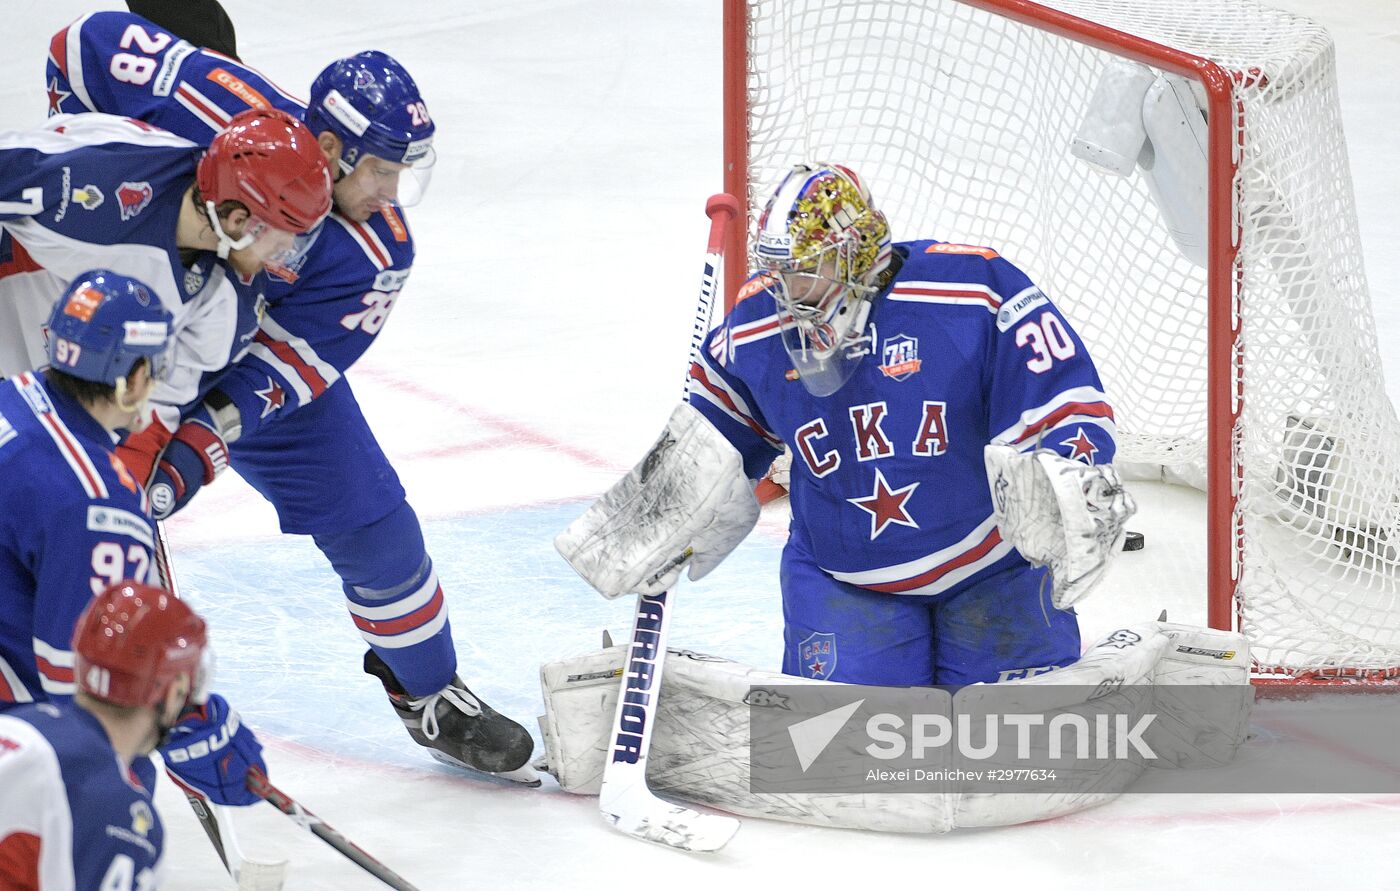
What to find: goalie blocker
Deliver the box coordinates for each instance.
[556,402,761,599]
[538,620,1249,833]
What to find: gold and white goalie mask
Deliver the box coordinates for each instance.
[754,163,893,397]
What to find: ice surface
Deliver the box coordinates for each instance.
[3,0,1397,887]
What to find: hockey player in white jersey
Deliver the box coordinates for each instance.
[0,107,332,430]
[51,11,539,781]
[560,164,1135,685]
[0,580,208,891]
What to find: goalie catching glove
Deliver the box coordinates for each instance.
[556,402,760,598]
[984,443,1136,608]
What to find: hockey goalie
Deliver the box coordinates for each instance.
[552,163,1249,831]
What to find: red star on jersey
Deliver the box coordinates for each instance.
[255,377,286,418]
[46,78,71,116]
[847,467,920,540]
[1061,427,1099,463]
[808,659,826,677]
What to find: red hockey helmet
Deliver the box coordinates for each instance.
[72,581,208,709]
[196,108,333,234]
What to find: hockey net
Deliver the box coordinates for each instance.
[723,0,1400,681]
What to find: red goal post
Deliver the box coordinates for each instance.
[722,0,1400,683]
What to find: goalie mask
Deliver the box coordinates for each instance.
[754,163,891,397]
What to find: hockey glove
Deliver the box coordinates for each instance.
[161,693,266,807]
[148,410,229,519]
[114,420,173,488]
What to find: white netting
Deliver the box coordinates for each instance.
[741,0,1400,677]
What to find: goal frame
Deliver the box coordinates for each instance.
[720,0,1245,644]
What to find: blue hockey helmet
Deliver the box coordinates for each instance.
[305,51,435,204]
[46,270,173,385]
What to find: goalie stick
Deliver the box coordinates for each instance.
[597,193,743,853]
[153,521,290,891]
[245,766,423,891]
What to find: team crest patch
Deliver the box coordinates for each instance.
[184,263,206,297]
[799,632,837,679]
[129,800,154,837]
[74,184,103,211]
[878,333,922,381]
[116,181,153,221]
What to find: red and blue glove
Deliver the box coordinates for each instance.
[147,411,228,519]
[161,693,266,807]
[115,403,230,519]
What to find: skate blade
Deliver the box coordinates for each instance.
[428,749,543,787]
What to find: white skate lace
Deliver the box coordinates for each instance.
[408,684,483,741]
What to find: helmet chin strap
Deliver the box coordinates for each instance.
[203,200,256,259]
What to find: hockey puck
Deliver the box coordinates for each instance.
[1122,531,1145,551]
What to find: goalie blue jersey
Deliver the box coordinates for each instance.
[0,373,155,708]
[688,241,1117,596]
[46,10,416,438]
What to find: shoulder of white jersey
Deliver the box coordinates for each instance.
[2,112,197,155]
[327,206,415,274]
[0,711,64,806]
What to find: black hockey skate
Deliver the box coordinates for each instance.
[364,650,540,786]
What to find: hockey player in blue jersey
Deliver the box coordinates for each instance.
[0,580,208,891]
[0,272,267,814]
[0,271,174,708]
[0,107,333,431]
[52,11,537,780]
[559,163,1135,685]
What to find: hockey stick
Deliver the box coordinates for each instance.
[245,766,422,891]
[597,193,743,853]
[153,521,290,891]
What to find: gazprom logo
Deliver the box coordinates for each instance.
[756,231,793,259]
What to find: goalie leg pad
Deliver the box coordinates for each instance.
[539,617,1247,834]
[556,402,761,598]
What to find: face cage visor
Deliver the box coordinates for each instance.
[239,216,324,275]
[339,145,436,208]
[764,235,876,397]
[769,270,875,397]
